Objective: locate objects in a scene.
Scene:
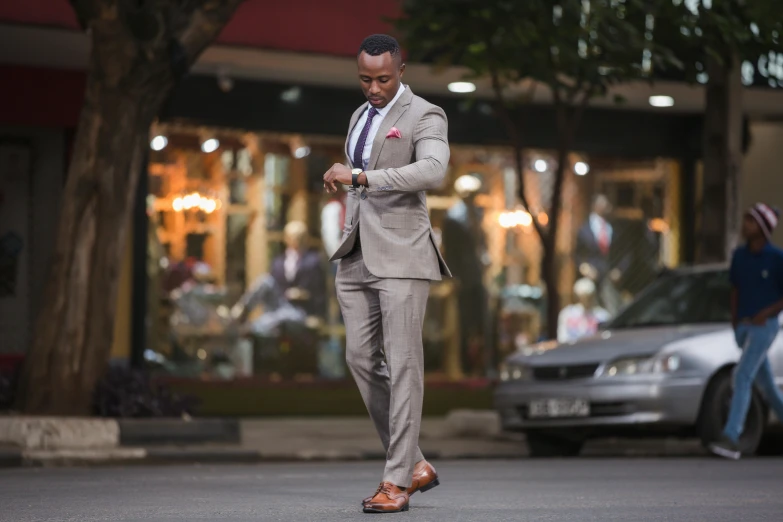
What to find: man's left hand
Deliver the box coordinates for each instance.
[323,163,352,193]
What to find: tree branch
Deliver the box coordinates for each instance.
[514,143,547,242]
[177,0,246,65]
[69,0,109,29]
[570,88,592,140]
[489,67,547,242]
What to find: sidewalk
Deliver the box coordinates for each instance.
[236,416,527,460]
[0,414,705,467]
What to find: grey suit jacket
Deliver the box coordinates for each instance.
[329,86,452,281]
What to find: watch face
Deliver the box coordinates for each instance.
[351,168,363,175]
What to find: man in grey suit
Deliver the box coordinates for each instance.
[323,34,451,514]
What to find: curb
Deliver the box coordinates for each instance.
[0,448,528,468]
[118,418,240,446]
[0,448,23,467]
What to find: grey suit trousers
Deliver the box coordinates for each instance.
[336,247,428,488]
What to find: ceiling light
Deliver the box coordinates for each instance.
[534,159,548,173]
[574,161,589,176]
[201,138,220,153]
[294,146,311,159]
[649,95,674,107]
[150,135,168,151]
[217,69,234,93]
[454,174,482,195]
[281,86,301,103]
[448,82,476,93]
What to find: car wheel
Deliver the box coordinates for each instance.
[698,371,765,455]
[525,430,585,458]
[756,431,783,456]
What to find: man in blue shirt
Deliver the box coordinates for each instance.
[711,202,783,459]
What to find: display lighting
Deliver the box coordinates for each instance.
[171,191,222,214]
[294,146,311,159]
[499,209,534,229]
[574,161,589,176]
[150,135,168,151]
[534,159,548,173]
[201,138,220,153]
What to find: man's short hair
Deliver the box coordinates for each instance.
[358,34,401,59]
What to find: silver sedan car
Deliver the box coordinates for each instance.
[495,264,783,457]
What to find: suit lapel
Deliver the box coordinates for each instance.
[367,86,413,171]
[345,105,367,162]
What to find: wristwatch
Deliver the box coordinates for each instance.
[351,168,363,188]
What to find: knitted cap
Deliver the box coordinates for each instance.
[748,202,780,241]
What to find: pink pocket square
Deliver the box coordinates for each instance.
[386,127,402,139]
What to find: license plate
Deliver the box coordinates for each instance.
[528,398,590,419]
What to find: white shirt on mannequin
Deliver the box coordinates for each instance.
[589,213,613,246]
[283,249,300,282]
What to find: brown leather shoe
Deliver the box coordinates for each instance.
[409,460,440,496]
[362,482,410,513]
[362,460,440,505]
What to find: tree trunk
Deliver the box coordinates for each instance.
[15,0,244,415]
[16,48,172,415]
[698,54,744,262]
[541,142,569,340]
[540,240,560,341]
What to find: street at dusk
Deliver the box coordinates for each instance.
[3,459,783,522]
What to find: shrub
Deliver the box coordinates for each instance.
[93,366,198,418]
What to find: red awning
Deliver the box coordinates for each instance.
[0,0,400,58]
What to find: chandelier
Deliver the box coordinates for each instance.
[171,191,222,214]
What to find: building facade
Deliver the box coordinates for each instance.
[2,1,783,382]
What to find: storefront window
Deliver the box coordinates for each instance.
[142,125,683,382]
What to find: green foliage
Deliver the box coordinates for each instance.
[652,0,783,81]
[396,0,677,107]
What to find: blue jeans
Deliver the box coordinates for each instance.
[723,318,783,442]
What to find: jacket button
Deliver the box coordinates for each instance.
[360,192,368,200]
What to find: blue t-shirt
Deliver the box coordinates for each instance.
[729,243,783,320]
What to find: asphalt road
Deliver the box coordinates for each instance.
[1,459,782,522]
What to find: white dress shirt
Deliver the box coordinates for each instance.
[283,248,300,282]
[348,84,406,170]
[589,213,613,245]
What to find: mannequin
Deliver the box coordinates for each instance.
[557,278,611,343]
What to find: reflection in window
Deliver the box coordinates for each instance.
[610,270,730,328]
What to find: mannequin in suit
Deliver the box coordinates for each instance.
[575,194,622,314]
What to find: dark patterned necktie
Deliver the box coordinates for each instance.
[352,107,379,169]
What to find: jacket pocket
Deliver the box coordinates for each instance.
[381,213,417,229]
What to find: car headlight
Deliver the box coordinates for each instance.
[598,354,681,377]
[653,354,681,373]
[499,363,532,382]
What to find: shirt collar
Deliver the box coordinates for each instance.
[745,242,774,254]
[369,84,406,117]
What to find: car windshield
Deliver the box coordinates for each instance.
[609,269,731,329]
